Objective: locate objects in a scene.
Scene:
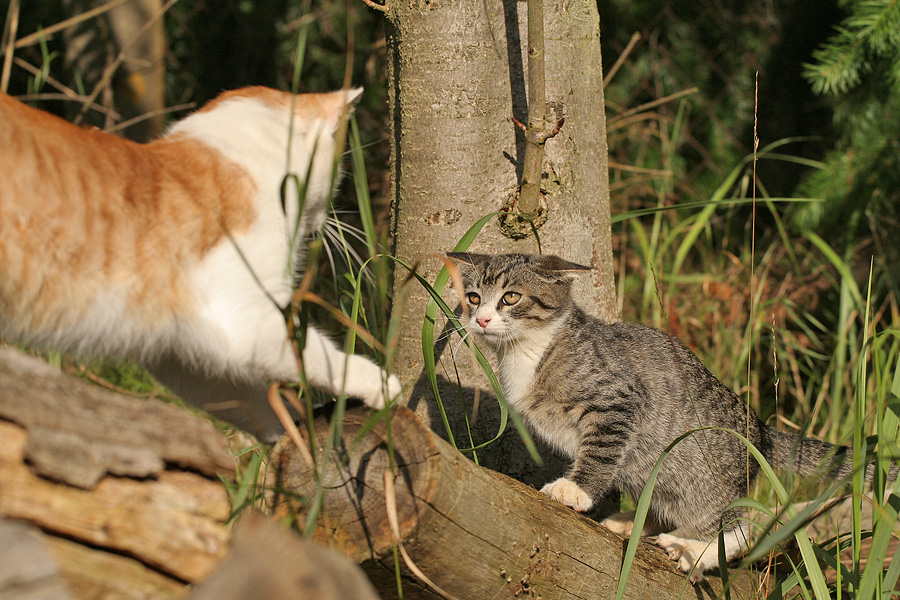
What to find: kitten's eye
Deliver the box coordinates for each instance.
[466,292,481,306]
[502,292,521,306]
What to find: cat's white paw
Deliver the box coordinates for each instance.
[656,533,713,584]
[600,511,636,536]
[540,477,593,512]
[601,511,667,537]
[657,525,747,584]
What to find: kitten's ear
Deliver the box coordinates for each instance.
[534,255,592,281]
[446,252,489,267]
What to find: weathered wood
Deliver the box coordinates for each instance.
[0,348,394,600]
[0,517,72,600]
[0,418,231,584]
[268,405,756,599]
[0,348,235,594]
[46,535,189,600]
[0,347,234,489]
[191,512,380,600]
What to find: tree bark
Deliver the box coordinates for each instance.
[385,0,617,495]
[0,348,388,600]
[0,348,235,596]
[267,405,755,600]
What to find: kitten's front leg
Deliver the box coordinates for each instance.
[541,411,628,513]
[302,326,402,408]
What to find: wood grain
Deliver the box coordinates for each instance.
[0,347,234,489]
[0,348,234,591]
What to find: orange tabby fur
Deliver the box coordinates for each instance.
[0,93,256,340]
[0,88,401,440]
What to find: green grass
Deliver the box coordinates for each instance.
[605,99,900,596]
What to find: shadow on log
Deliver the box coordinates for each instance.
[267,405,756,599]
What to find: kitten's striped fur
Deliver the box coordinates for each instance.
[0,88,400,441]
[449,252,895,582]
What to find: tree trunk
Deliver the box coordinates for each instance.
[385,0,617,496]
[62,0,167,142]
[267,405,755,600]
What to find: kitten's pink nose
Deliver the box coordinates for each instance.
[476,316,491,329]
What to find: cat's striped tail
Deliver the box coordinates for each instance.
[764,426,898,484]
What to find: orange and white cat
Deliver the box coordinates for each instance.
[0,87,401,440]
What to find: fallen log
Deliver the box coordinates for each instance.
[0,347,234,597]
[267,405,756,599]
[0,347,407,600]
[0,517,73,600]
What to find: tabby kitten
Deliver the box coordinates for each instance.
[448,252,892,582]
[0,88,400,442]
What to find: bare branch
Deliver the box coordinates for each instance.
[603,31,641,88]
[360,0,387,13]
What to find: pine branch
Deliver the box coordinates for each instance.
[805,0,900,95]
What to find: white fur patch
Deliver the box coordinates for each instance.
[494,316,567,408]
[153,90,398,438]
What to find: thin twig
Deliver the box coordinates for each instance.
[300,291,386,354]
[13,92,117,117]
[105,102,195,134]
[268,383,315,469]
[360,0,387,13]
[607,111,668,132]
[607,161,672,177]
[603,31,641,88]
[745,71,760,499]
[74,365,156,398]
[13,0,133,49]
[614,87,699,120]
[1,0,20,93]
[13,57,83,101]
